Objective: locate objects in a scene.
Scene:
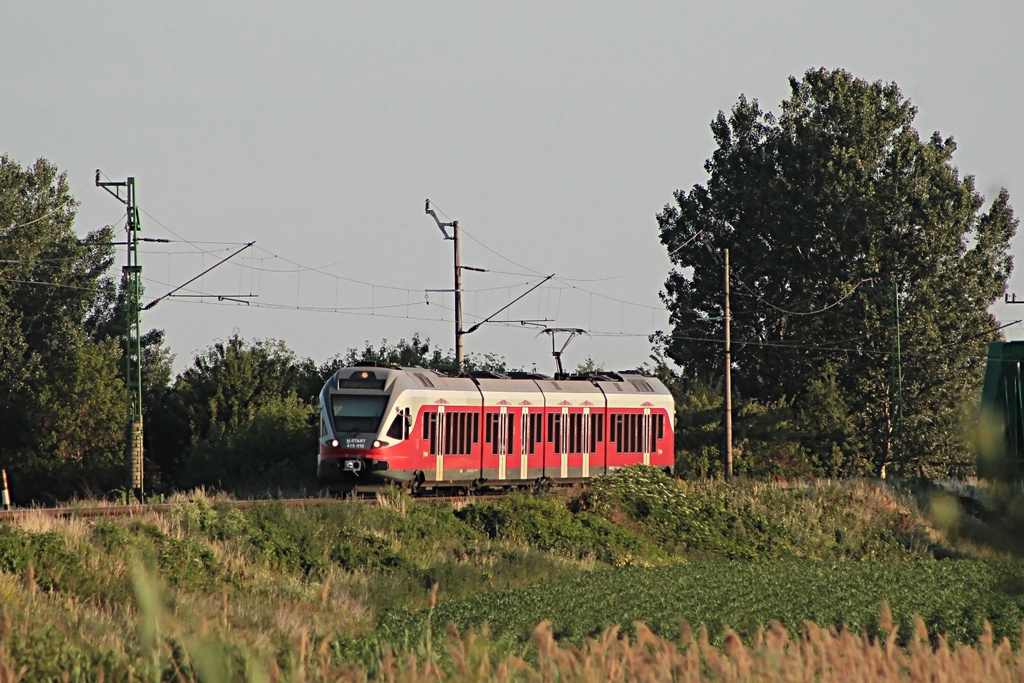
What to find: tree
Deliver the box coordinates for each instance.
[85,273,175,459]
[321,334,509,378]
[148,334,318,490]
[0,155,126,501]
[656,68,1017,477]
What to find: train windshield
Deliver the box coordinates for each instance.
[330,395,388,433]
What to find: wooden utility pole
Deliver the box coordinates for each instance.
[724,248,733,481]
[453,218,464,371]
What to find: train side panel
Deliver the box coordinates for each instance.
[532,379,607,479]
[476,378,546,482]
[597,375,674,473]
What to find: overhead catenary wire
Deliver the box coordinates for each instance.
[460,220,704,284]
[4,197,74,231]
[730,277,872,317]
[102,201,1021,369]
[556,231,706,283]
[134,202,672,321]
[0,276,104,293]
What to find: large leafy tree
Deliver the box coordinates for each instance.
[657,68,1017,477]
[0,156,126,500]
[148,334,320,489]
[85,273,175,435]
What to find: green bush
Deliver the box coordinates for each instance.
[580,466,933,560]
[457,492,666,566]
[0,527,98,597]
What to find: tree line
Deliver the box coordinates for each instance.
[0,68,1016,503]
[658,68,1016,479]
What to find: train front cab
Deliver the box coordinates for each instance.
[317,366,418,488]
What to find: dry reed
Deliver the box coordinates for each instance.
[3,608,1023,681]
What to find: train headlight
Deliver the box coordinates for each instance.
[373,439,387,448]
[331,439,339,448]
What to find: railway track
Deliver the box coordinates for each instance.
[0,487,523,523]
[0,497,331,522]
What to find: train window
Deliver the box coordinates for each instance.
[523,413,542,454]
[569,413,583,454]
[506,413,514,454]
[331,395,387,434]
[486,413,515,454]
[424,412,439,455]
[470,413,477,453]
[444,412,455,455]
[441,411,479,456]
[589,413,603,452]
[485,413,497,448]
[386,409,411,441]
[548,413,564,453]
[608,413,647,453]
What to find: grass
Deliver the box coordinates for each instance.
[1,469,1024,679]
[5,596,1024,681]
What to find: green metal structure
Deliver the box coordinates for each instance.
[96,172,144,497]
[978,340,1024,480]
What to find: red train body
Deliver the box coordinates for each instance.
[316,363,675,492]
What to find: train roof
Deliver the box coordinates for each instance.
[346,360,659,383]
[330,362,669,396]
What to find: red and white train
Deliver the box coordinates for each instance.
[316,363,675,492]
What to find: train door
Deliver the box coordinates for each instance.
[647,407,671,469]
[586,407,605,477]
[547,404,587,479]
[566,407,585,478]
[482,404,516,481]
[544,406,563,478]
[581,407,590,478]
[608,409,641,469]
[420,403,481,482]
[642,407,651,466]
[519,405,544,480]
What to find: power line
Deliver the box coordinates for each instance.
[0,276,102,293]
[132,203,676,322]
[4,197,74,231]
[557,231,706,283]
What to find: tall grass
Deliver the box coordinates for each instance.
[3,600,1024,681]
[2,471,1024,680]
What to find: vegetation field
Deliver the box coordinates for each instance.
[376,560,1024,655]
[1,468,1023,680]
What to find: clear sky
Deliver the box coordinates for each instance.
[3,1,1022,375]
